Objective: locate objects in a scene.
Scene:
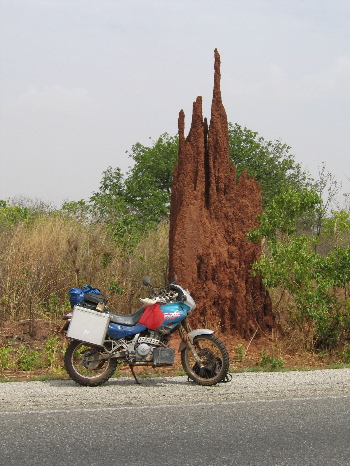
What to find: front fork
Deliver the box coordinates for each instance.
[178,320,214,366]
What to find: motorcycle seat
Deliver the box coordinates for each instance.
[107,306,145,326]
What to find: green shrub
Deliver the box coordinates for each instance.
[17,345,41,371]
[0,345,15,371]
[260,350,284,371]
[233,344,246,362]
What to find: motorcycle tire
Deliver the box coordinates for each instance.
[181,334,230,386]
[64,339,118,387]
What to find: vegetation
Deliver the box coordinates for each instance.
[249,187,350,351]
[0,212,169,324]
[61,132,178,248]
[0,122,349,377]
[0,333,66,376]
[228,123,314,209]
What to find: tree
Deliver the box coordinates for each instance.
[124,133,178,223]
[312,163,341,244]
[89,167,127,221]
[84,135,178,248]
[122,125,314,218]
[63,168,146,249]
[228,123,314,209]
[0,199,32,228]
[88,167,144,249]
[61,168,128,227]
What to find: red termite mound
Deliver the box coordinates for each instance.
[169,50,273,338]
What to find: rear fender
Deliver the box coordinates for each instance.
[179,329,214,352]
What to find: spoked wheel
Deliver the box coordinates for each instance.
[64,339,118,387]
[181,334,230,386]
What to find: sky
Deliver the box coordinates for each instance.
[0,0,349,207]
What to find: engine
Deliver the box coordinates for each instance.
[135,342,154,361]
[134,331,170,362]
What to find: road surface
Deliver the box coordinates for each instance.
[1,369,349,465]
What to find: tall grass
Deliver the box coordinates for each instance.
[0,215,169,326]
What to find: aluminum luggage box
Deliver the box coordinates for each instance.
[67,306,110,346]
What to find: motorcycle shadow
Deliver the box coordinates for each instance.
[108,376,192,387]
[47,375,192,388]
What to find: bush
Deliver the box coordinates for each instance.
[259,350,284,371]
[249,190,350,351]
[17,345,41,371]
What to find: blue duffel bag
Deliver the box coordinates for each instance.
[68,285,101,307]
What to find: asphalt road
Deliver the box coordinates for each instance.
[1,370,350,465]
[0,395,349,465]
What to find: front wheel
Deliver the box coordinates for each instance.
[64,339,118,387]
[181,334,230,386]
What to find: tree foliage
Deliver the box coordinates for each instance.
[89,166,137,243]
[248,188,322,245]
[228,123,314,209]
[0,200,32,228]
[124,133,178,223]
[61,134,178,249]
[249,192,350,349]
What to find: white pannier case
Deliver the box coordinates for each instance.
[67,306,110,346]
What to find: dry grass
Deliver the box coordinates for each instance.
[0,217,169,325]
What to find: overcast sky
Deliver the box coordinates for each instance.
[1,0,349,207]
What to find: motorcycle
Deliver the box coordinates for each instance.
[63,277,230,387]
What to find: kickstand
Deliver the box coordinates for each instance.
[129,364,141,384]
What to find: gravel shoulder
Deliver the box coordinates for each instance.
[1,368,350,412]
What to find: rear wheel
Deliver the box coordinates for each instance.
[181,334,229,386]
[64,339,118,387]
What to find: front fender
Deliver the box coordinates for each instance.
[179,328,214,352]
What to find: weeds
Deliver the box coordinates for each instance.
[233,344,246,362]
[44,335,64,369]
[0,333,67,375]
[17,345,41,371]
[0,345,15,372]
[259,349,284,371]
[341,345,350,363]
